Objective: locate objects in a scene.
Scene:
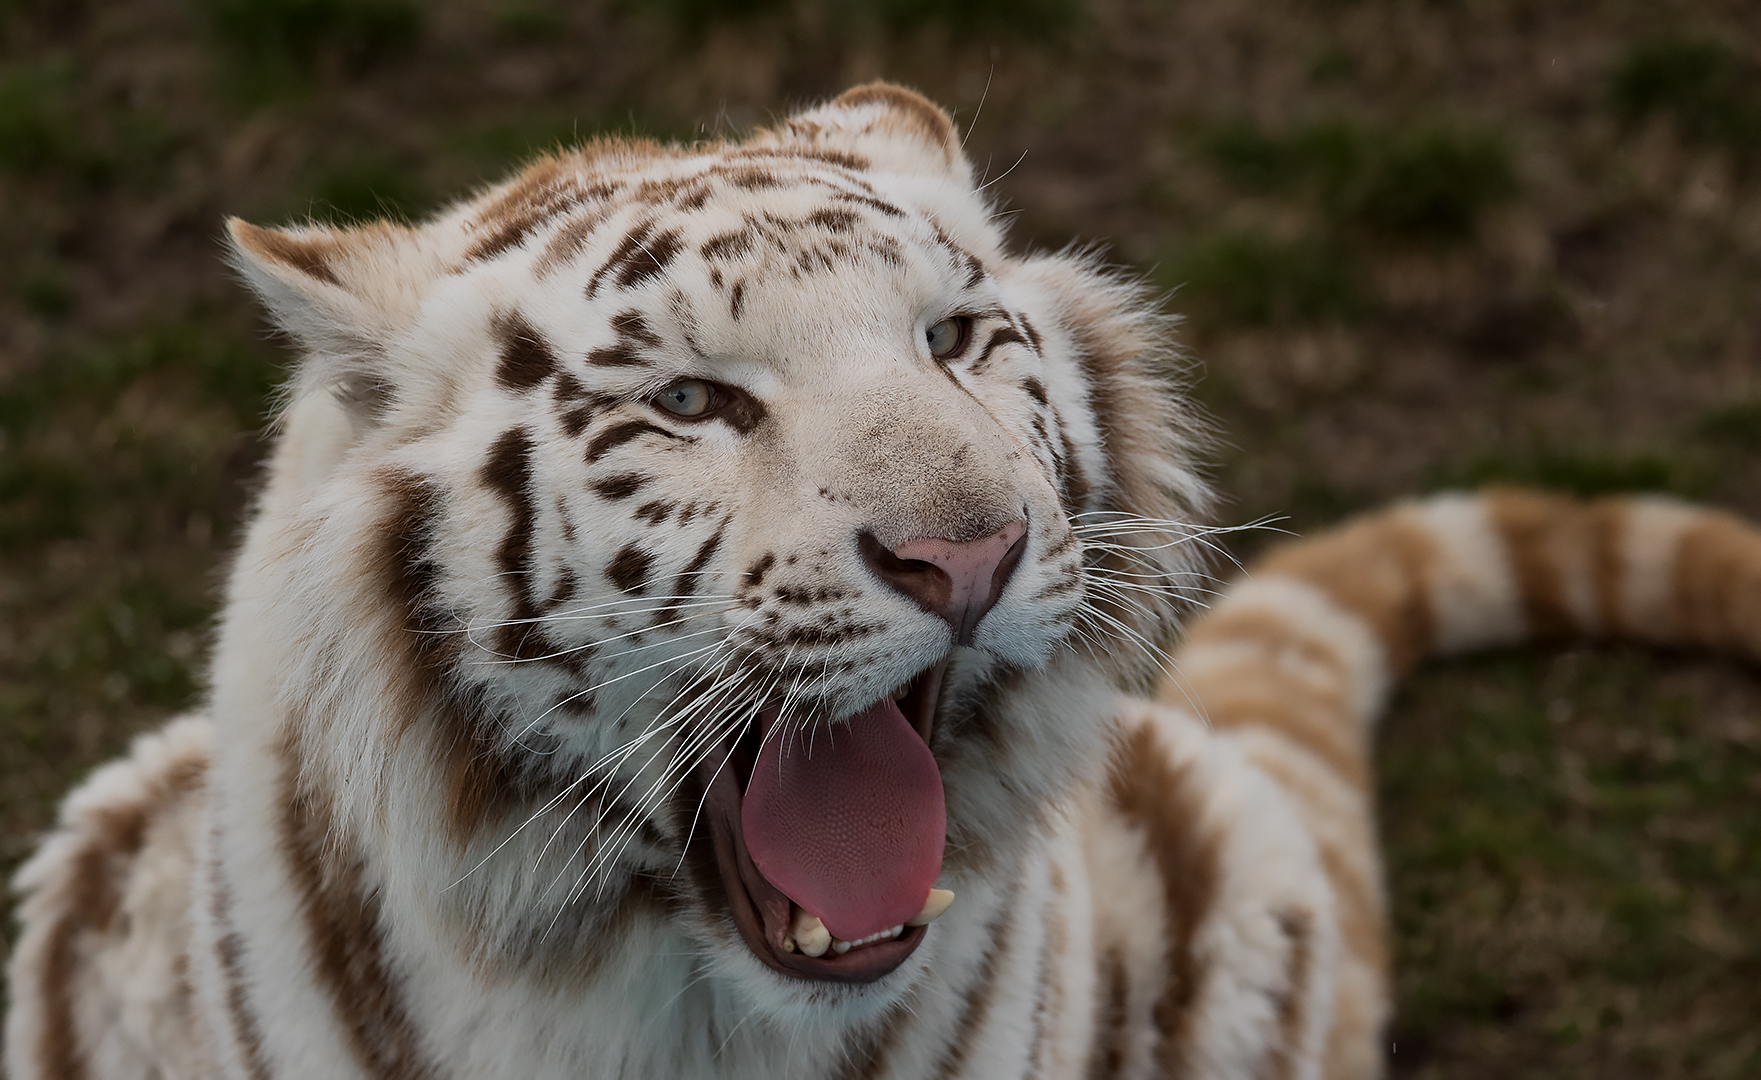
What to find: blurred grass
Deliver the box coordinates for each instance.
[1383,651,1761,1078]
[1165,228,1364,328]
[1428,446,1710,501]
[202,0,422,93]
[1160,114,1518,336]
[1611,34,1761,171]
[1195,115,1518,240]
[628,0,1082,39]
[0,1,1758,1074]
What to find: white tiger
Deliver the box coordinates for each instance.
[10,82,1761,1080]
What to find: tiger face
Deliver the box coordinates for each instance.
[226,84,1205,1024]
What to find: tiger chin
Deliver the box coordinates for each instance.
[11,82,1761,1080]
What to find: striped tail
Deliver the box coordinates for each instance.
[1159,487,1761,1078]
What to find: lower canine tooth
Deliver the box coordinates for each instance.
[790,911,831,958]
[906,888,956,927]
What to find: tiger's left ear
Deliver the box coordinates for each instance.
[761,82,972,185]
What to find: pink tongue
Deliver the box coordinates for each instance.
[741,697,945,942]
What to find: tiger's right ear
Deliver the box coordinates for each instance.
[761,82,973,186]
[225,217,439,423]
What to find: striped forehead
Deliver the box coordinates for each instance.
[466,151,983,305]
[447,151,998,390]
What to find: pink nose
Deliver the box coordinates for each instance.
[860,519,1028,644]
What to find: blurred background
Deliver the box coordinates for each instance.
[1,0,1758,1074]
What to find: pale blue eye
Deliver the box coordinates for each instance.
[926,318,964,358]
[658,379,713,416]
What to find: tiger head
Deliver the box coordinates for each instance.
[223,84,1206,1025]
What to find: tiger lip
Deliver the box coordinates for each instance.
[703,659,948,984]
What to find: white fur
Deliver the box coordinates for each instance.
[1184,575,1392,728]
[1618,497,1702,639]
[1405,494,1527,650]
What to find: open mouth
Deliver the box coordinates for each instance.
[702,659,952,983]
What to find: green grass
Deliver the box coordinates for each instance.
[14,266,72,320]
[0,58,78,174]
[627,0,1081,40]
[203,0,422,71]
[1382,650,1761,1077]
[1695,399,1761,449]
[1166,114,1517,336]
[1610,35,1761,166]
[0,319,279,905]
[199,0,422,100]
[1353,121,1518,240]
[490,2,569,44]
[307,154,428,223]
[0,321,278,551]
[1428,446,1706,500]
[1192,115,1518,241]
[1160,227,1363,329]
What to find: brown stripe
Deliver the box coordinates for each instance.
[931,878,1023,1079]
[1178,604,1368,785]
[968,326,1027,375]
[1672,510,1761,651]
[1060,273,1198,661]
[210,836,273,1080]
[613,227,682,291]
[1107,723,1221,1077]
[586,219,657,298]
[534,206,612,277]
[465,161,626,265]
[35,749,205,1080]
[1259,511,1439,672]
[492,309,559,392]
[605,544,654,595]
[1026,866,1070,1078]
[38,833,137,1079]
[585,419,679,463]
[1083,947,1130,1080]
[833,83,957,160]
[1589,498,1628,635]
[231,219,342,285]
[276,731,438,1080]
[373,470,539,837]
[1254,907,1315,1080]
[1243,748,1388,983]
[1196,685,1366,788]
[593,472,651,501]
[656,519,727,619]
[1484,489,1580,639]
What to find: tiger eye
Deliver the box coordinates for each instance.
[657,379,714,417]
[926,317,966,358]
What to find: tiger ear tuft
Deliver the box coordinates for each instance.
[228,218,346,287]
[224,217,416,429]
[770,81,971,183]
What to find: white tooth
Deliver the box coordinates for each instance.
[832,940,852,954]
[781,938,796,953]
[905,888,955,927]
[791,911,831,958]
